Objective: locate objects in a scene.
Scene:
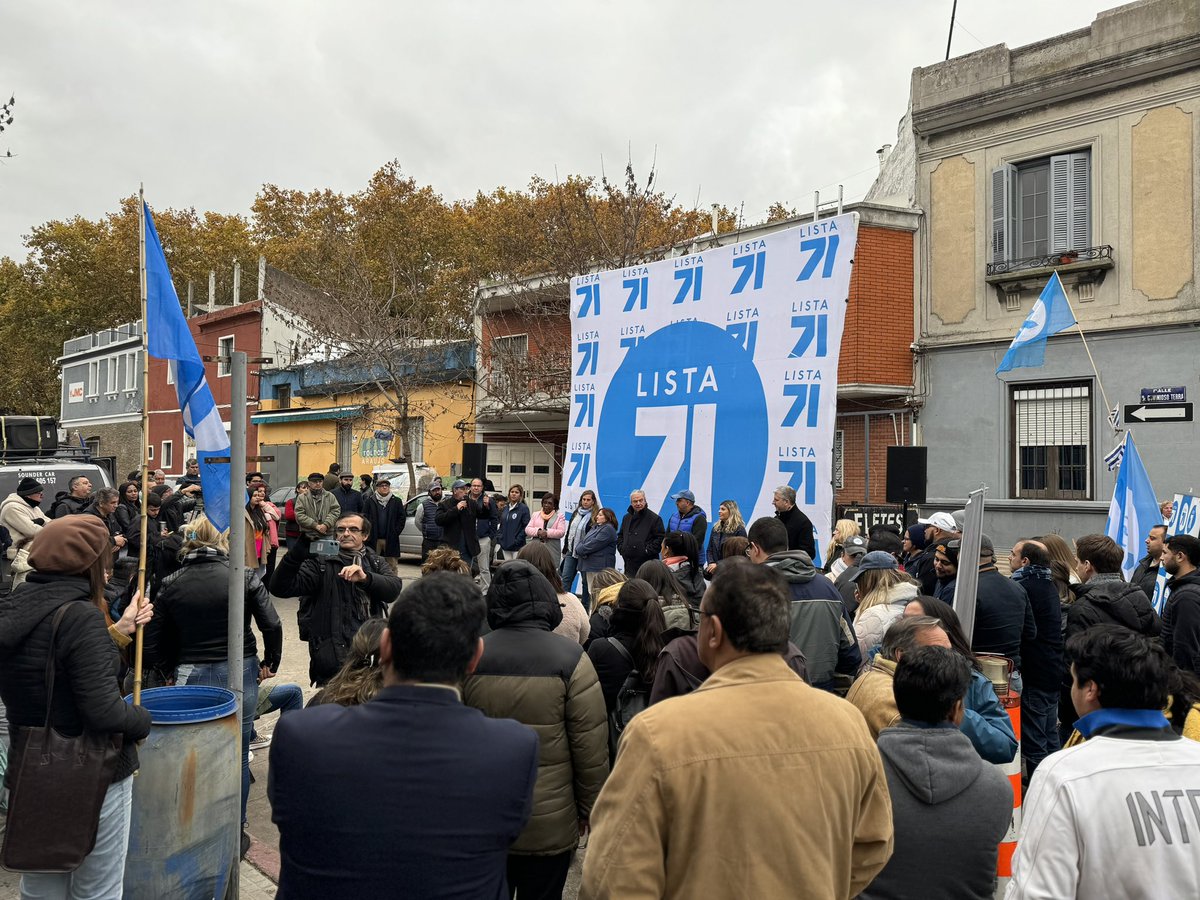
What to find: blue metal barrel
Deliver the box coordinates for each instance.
[123,686,240,900]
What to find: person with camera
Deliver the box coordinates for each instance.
[271,512,404,687]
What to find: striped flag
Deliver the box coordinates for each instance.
[144,202,232,531]
[1103,438,1125,472]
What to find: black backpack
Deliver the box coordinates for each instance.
[605,638,649,760]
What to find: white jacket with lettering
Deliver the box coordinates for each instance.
[1009,732,1200,899]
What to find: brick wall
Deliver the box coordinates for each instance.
[836,408,913,506]
[840,225,914,387]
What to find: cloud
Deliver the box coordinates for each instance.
[0,0,1109,260]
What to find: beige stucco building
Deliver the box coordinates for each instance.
[874,0,1200,543]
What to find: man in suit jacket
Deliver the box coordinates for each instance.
[268,573,539,900]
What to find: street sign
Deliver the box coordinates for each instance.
[1140,386,1186,403]
[1123,403,1193,424]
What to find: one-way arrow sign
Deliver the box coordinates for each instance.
[1124,403,1193,424]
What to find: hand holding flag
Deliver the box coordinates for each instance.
[996,272,1077,374]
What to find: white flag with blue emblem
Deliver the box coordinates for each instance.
[1104,432,1160,581]
[144,201,232,532]
[996,272,1077,374]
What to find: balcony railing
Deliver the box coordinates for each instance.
[986,245,1113,277]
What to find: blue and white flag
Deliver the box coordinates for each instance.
[995,272,1077,374]
[144,202,232,532]
[1104,432,1160,581]
[1103,438,1125,472]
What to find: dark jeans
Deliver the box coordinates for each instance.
[1021,685,1060,776]
[506,851,573,900]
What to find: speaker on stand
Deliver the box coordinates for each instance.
[886,445,928,527]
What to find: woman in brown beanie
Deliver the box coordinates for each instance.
[0,515,153,898]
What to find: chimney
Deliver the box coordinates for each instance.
[232,259,241,306]
[208,270,216,311]
[877,144,893,171]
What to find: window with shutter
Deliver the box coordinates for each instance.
[1010,381,1092,500]
[991,150,1091,263]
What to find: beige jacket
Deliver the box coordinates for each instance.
[846,657,901,739]
[581,653,893,899]
[0,492,44,560]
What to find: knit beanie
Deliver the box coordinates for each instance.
[906,523,928,551]
[17,477,44,498]
[27,516,110,575]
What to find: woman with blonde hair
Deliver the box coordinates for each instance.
[585,568,627,645]
[823,518,861,576]
[420,546,471,577]
[308,619,386,707]
[704,500,747,577]
[851,553,920,659]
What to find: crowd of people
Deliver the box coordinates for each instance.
[1,464,1199,898]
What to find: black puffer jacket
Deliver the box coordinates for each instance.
[1162,570,1200,673]
[145,552,283,674]
[0,573,152,783]
[463,560,608,856]
[270,540,403,685]
[1066,575,1162,640]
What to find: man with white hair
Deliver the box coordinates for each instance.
[616,490,664,575]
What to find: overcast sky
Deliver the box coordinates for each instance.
[1,0,1113,261]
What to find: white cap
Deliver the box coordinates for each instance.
[917,511,958,532]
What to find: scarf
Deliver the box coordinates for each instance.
[183,546,225,564]
[1011,564,1053,583]
[1075,707,1171,738]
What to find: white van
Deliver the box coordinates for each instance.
[370,462,442,499]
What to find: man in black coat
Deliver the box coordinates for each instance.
[771,485,816,558]
[270,512,403,686]
[617,490,665,575]
[333,472,364,516]
[436,480,481,567]
[50,474,93,519]
[1162,534,1200,678]
[362,479,407,575]
[1009,539,1064,777]
[270,573,539,900]
[972,534,1037,679]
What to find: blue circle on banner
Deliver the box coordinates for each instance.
[597,321,768,524]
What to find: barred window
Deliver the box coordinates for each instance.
[1011,382,1091,500]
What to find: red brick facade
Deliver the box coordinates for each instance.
[146,302,262,478]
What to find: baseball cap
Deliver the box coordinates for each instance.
[451,479,469,490]
[671,490,696,502]
[843,535,868,557]
[918,511,958,532]
[979,534,995,557]
[851,550,899,581]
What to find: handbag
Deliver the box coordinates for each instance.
[1,604,124,873]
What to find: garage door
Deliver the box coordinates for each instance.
[485,444,556,500]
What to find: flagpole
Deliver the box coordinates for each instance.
[1056,272,1119,435]
[133,186,151,706]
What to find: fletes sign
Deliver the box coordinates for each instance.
[565,214,858,565]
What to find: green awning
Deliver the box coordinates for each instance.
[251,405,363,425]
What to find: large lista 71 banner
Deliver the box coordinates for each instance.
[564,213,858,566]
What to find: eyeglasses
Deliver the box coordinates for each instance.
[334,526,362,534]
[744,543,757,556]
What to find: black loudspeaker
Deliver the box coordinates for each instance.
[886,446,928,505]
[461,443,488,480]
[0,416,58,457]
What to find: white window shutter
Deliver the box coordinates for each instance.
[1050,152,1090,253]
[991,164,1017,262]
